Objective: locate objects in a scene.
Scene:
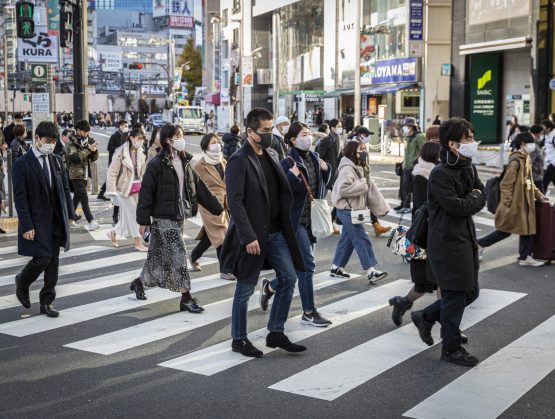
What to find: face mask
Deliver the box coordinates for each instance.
[295,136,312,151]
[358,151,368,164]
[457,142,478,159]
[525,143,536,153]
[172,138,186,152]
[132,140,143,149]
[402,126,411,136]
[121,127,129,133]
[209,143,222,154]
[336,128,343,135]
[282,125,290,135]
[38,142,55,155]
[255,132,272,149]
[360,135,369,144]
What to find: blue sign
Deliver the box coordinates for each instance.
[409,0,423,41]
[372,58,418,84]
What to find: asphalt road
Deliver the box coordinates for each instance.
[0,137,553,418]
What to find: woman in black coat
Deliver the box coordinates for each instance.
[410,117,486,367]
[222,124,241,159]
[389,141,440,327]
[134,124,224,313]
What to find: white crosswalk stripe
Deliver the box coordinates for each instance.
[268,289,526,401]
[0,245,108,270]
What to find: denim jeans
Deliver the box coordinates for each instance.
[231,231,298,340]
[270,225,316,313]
[332,209,377,270]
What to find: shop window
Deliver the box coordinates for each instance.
[396,90,420,114]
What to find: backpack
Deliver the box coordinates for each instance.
[484,158,520,214]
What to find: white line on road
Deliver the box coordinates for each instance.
[64,272,360,355]
[403,314,555,419]
[268,289,526,401]
[158,279,412,375]
[0,245,108,270]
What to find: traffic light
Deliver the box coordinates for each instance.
[128,63,144,70]
[15,1,34,39]
[60,1,73,48]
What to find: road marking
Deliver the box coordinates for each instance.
[0,273,231,337]
[0,245,108,270]
[268,288,526,401]
[372,176,400,183]
[0,246,18,256]
[64,272,360,355]
[0,269,142,310]
[379,170,397,175]
[0,252,148,287]
[403,314,555,419]
[158,279,412,375]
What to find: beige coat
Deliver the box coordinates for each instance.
[106,143,147,198]
[495,151,543,235]
[194,158,229,248]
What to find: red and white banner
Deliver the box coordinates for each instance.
[169,15,194,29]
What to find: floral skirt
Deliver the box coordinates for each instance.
[140,218,191,292]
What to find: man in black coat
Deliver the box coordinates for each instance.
[2,113,23,146]
[221,108,306,358]
[13,121,76,317]
[316,118,342,190]
[411,117,486,366]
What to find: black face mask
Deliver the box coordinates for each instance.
[358,151,367,164]
[255,132,272,149]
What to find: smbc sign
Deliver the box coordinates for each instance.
[468,53,502,144]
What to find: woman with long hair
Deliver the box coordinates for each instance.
[133,124,224,313]
[191,133,235,280]
[106,125,148,251]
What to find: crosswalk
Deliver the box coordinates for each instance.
[0,232,553,416]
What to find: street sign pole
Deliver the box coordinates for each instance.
[72,0,87,122]
[3,33,8,123]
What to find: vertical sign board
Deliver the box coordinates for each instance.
[409,0,423,57]
[469,53,502,144]
[47,0,60,36]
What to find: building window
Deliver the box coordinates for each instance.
[232,0,241,14]
[222,9,228,26]
[232,28,239,50]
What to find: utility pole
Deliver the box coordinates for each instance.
[48,64,56,120]
[72,0,88,121]
[353,0,362,127]
[272,12,279,118]
[3,33,8,123]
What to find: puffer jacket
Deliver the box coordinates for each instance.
[106,142,147,197]
[64,134,99,180]
[331,157,368,210]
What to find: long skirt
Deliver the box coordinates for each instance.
[113,193,139,238]
[139,218,191,292]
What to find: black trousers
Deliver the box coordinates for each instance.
[423,283,480,352]
[191,233,221,264]
[478,230,533,260]
[19,218,63,305]
[544,164,555,192]
[98,182,106,196]
[72,179,94,222]
[534,179,545,194]
[401,168,413,208]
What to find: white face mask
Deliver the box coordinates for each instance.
[121,127,129,133]
[38,142,55,155]
[360,135,369,144]
[402,126,411,136]
[172,138,186,152]
[525,143,536,153]
[336,127,343,135]
[295,135,312,151]
[457,142,478,159]
[281,125,290,135]
[209,143,222,154]
[132,140,143,149]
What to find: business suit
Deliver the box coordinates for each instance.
[13,149,75,308]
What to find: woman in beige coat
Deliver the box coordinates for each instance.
[191,133,234,280]
[106,125,148,251]
[478,132,546,266]
[330,140,390,283]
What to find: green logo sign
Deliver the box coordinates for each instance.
[477,70,491,89]
[31,64,47,84]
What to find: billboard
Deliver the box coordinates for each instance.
[17,28,59,64]
[153,0,194,18]
[47,0,60,36]
[361,57,419,85]
[169,15,194,29]
[101,52,123,72]
[468,0,530,25]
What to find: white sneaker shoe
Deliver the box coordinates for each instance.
[69,220,81,229]
[518,256,545,267]
[86,220,100,231]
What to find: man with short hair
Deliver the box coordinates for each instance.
[397,117,425,214]
[317,118,342,190]
[221,108,306,358]
[542,119,555,193]
[3,113,23,145]
[13,121,76,317]
[270,116,290,160]
[54,128,73,156]
[65,120,100,231]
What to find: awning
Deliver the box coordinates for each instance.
[459,36,532,55]
[361,82,419,95]
[323,88,354,98]
[204,92,220,105]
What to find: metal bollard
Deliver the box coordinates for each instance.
[90,160,99,195]
[6,149,13,217]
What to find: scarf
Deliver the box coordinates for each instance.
[272,126,284,139]
[411,158,435,180]
[202,151,223,165]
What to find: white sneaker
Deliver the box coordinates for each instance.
[69,220,81,229]
[518,256,545,267]
[86,220,100,231]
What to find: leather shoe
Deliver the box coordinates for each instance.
[15,275,31,309]
[180,297,204,313]
[411,310,434,346]
[266,332,306,352]
[40,304,59,318]
[232,338,263,358]
[130,278,147,300]
[441,346,479,366]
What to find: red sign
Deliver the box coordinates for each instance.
[169,15,194,29]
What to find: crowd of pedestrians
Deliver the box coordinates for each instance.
[5,106,553,368]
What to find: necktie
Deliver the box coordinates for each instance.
[41,155,51,189]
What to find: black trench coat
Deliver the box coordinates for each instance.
[426,152,485,291]
[220,141,305,285]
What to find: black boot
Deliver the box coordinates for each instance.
[130,278,146,300]
[180,296,204,313]
[112,206,120,225]
[411,310,434,346]
[266,332,306,352]
[388,296,413,327]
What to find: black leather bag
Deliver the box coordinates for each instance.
[395,162,403,176]
[406,202,428,249]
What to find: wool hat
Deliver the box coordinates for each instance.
[274,116,290,126]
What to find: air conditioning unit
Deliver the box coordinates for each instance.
[256,68,272,85]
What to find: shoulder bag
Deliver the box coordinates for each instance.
[341,165,371,224]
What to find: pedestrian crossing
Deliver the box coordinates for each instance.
[0,240,552,417]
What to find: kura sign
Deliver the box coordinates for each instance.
[17,27,59,64]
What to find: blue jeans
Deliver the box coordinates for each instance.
[270,225,316,313]
[231,231,298,340]
[332,209,377,270]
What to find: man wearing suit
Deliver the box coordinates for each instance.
[221,108,306,358]
[13,121,76,317]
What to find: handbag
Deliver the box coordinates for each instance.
[349,208,372,224]
[287,156,334,238]
[129,180,141,195]
[386,195,425,261]
[395,162,403,176]
[406,202,428,249]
